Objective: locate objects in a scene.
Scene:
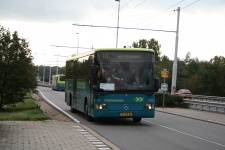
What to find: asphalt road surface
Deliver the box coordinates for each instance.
[37,86,225,150]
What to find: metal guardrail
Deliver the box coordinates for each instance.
[37,81,51,87]
[183,95,225,113]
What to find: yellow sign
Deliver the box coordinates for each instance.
[161,68,169,78]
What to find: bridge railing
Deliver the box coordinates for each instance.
[182,95,225,113]
[37,81,51,87]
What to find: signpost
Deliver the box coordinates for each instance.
[161,68,169,109]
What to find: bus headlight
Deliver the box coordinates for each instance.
[95,104,106,109]
[146,103,154,109]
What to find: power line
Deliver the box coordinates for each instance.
[119,0,147,16]
[141,0,200,28]
[98,0,134,22]
[181,0,200,10]
[72,23,176,33]
[120,0,134,9]
[50,45,93,49]
[128,0,147,11]
[138,0,185,27]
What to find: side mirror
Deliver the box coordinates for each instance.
[154,77,160,92]
[91,65,97,78]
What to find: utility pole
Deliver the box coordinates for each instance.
[42,54,45,85]
[115,0,120,48]
[76,33,79,53]
[171,7,180,95]
[49,65,51,85]
[56,49,59,75]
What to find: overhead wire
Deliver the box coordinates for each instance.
[138,0,186,27]
[120,0,134,9]
[140,0,200,28]
[100,0,134,21]
[74,0,201,42]
[128,0,147,11]
[181,0,200,10]
[72,23,176,33]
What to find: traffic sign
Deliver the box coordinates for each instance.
[161,83,168,91]
[161,68,169,78]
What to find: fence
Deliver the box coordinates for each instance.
[183,95,225,113]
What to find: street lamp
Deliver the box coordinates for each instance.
[76,33,79,53]
[115,0,120,48]
[43,53,45,85]
[34,52,40,81]
[48,64,52,85]
[56,49,59,75]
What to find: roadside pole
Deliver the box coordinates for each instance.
[161,69,169,109]
[171,7,180,95]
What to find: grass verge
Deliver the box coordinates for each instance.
[0,93,50,121]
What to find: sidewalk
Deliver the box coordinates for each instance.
[0,95,121,150]
[1,108,224,150]
[0,119,122,150]
[0,120,95,150]
[156,107,225,125]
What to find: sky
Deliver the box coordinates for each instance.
[1,0,225,66]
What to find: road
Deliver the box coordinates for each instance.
[37,86,225,150]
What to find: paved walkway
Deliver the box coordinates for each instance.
[0,108,224,150]
[0,120,121,150]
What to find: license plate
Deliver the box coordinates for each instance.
[120,112,133,116]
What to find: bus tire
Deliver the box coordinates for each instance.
[133,117,142,122]
[70,97,77,113]
[85,104,94,122]
[71,106,77,113]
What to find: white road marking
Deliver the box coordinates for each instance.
[143,119,225,148]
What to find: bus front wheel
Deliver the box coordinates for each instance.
[133,117,142,122]
[85,105,94,122]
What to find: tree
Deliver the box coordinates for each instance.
[203,56,225,96]
[0,25,37,109]
[132,38,161,61]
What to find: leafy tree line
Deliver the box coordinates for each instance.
[132,39,225,96]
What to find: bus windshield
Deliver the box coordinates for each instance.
[95,51,155,91]
[60,75,65,81]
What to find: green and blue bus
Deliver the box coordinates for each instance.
[65,48,159,122]
[52,74,65,91]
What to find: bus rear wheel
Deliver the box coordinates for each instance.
[133,117,142,122]
[85,105,94,122]
[71,106,77,113]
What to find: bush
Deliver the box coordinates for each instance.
[155,93,188,108]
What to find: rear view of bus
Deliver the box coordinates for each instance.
[65,48,159,122]
[52,74,65,91]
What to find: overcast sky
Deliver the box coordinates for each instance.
[1,0,225,66]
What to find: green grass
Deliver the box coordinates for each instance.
[0,95,50,121]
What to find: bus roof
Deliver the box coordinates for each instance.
[66,48,154,61]
[52,74,65,77]
[95,48,154,52]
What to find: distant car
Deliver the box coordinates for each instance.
[175,89,192,95]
